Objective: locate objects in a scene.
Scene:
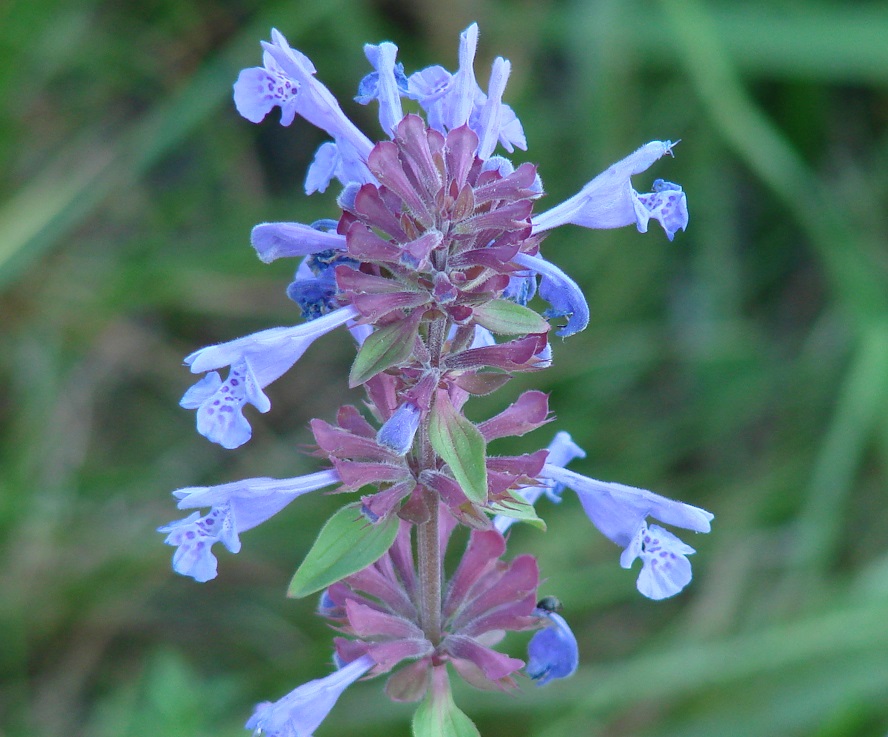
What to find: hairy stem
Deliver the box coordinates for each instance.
[416,316,448,643]
[416,484,441,643]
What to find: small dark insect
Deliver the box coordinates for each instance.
[536,595,563,613]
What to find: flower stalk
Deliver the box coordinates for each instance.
[416,313,449,644]
[416,484,442,644]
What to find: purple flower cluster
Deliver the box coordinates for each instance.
[159,23,709,737]
[326,521,539,694]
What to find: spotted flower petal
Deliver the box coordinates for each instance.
[532,140,683,237]
[541,464,712,599]
[258,29,374,159]
[159,470,340,582]
[182,305,359,448]
[233,50,300,125]
[621,522,696,600]
[632,178,689,241]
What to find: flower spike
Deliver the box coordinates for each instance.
[162,21,712,737]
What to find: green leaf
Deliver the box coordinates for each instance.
[472,299,550,335]
[412,668,481,737]
[488,490,547,531]
[287,503,399,598]
[349,313,421,388]
[429,392,488,504]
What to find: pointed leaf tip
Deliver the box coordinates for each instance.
[349,313,422,387]
[489,491,547,531]
[288,502,399,598]
[472,299,550,336]
[429,392,488,505]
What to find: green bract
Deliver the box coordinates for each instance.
[488,490,547,531]
[349,313,421,387]
[472,299,551,335]
[411,670,481,737]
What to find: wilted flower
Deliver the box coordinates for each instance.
[526,607,579,685]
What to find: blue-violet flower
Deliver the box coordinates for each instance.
[181,305,359,448]
[541,464,713,599]
[526,609,579,685]
[159,469,340,582]
[245,654,374,737]
[531,141,688,240]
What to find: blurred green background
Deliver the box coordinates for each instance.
[2,0,887,735]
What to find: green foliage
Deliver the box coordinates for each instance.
[487,491,547,531]
[429,391,489,504]
[86,650,241,737]
[412,670,481,737]
[349,314,421,387]
[472,299,551,336]
[288,502,400,598]
[1,0,888,736]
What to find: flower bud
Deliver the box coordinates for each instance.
[375,402,421,455]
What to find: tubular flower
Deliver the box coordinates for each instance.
[159,469,340,582]
[376,402,421,455]
[512,253,590,338]
[181,305,359,448]
[250,220,346,263]
[356,42,406,137]
[531,140,688,240]
[541,465,713,599]
[246,654,374,737]
[234,28,374,159]
[406,23,526,153]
